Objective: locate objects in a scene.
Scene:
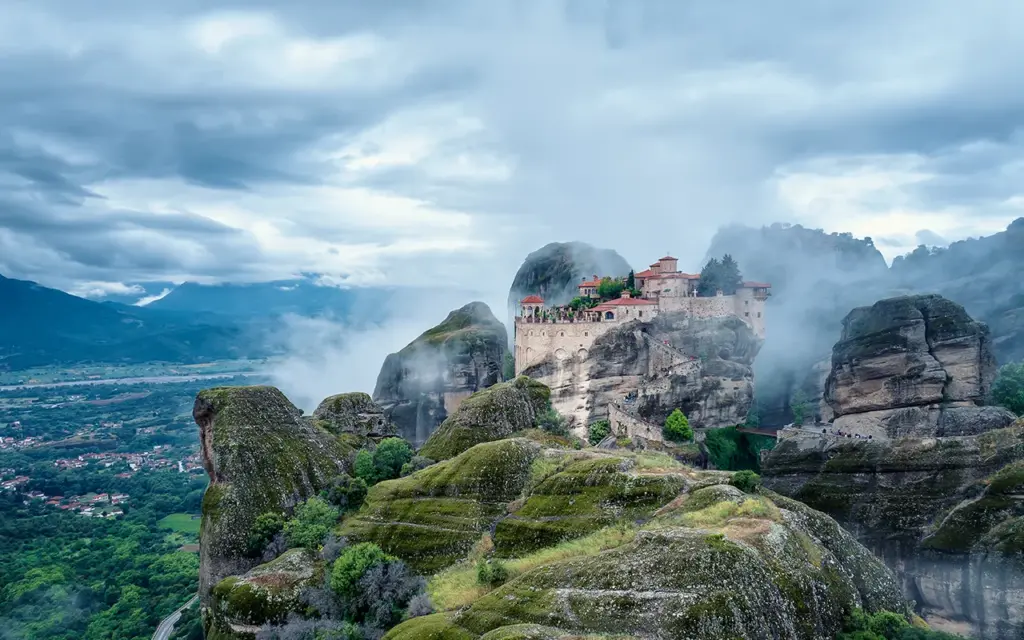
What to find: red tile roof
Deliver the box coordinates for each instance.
[635,269,656,278]
[579,279,602,288]
[592,297,657,309]
[520,295,545,304]
[742,281,772,288]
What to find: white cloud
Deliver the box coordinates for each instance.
[134,288,173,306]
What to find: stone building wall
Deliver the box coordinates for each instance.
[513,320,615,375]
[609,403,662,442]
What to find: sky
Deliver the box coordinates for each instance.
[2,0,1024,301]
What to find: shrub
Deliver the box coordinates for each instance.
[730,470,761,493]
[993,362,1024,416]
[400,456,435,477]
[330,543,395,599]
[320,534,349,564]
[373,438,414,482]
[662,409,693,443]
[322,475,368,512]
[246,512,286,557]
[355,560,426,629]
[354,450,375,484]
[503,352,515,380]
[536,407,568,436]
[255,616,361,640]
[587,420,611,445]
[476,559,510,587]
[837,609,967,640]
[284,497,340,550]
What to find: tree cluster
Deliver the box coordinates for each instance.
[696,254,743,296]
[993,362,1024,416]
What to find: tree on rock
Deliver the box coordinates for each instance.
[626,270,635,290]
[597,277,625,300]
[719,254,743,295]
[993,362,1024,415]
[663,409,693,443]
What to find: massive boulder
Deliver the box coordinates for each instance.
[194,386,352,612]
[825,294,1008,439]
[507,242,632,314]
[311,392,396,440]
[418,376,551,461]
[373,302,509,446]
[762,295,1024,638]
[523,311,761,433]
[384,462,908,640]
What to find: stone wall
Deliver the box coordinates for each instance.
[609,403,662,441]
[513,320,615,375]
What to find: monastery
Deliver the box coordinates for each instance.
[514,255,770,375]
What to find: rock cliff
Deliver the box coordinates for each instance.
[311,392,397,440]
[506,242,632,316]
[523,311,761,433]
[373,302,508,446]
[194,386,352,610]
[825,294,1008,439]
[762,295,1024,638]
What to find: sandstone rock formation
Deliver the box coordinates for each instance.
[825,294,1009,439]
[762,294,1024,638]
[373,302,508,446]
[382,452,908,640]
[418,376,551,461]
[506,241,632,315]
[194,386,352,612]
[523,311,761,434]
[311,392,396,440]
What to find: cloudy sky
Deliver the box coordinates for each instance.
[2,0,1023,300]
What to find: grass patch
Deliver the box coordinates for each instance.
[651,495,781,530]
[428,524,636,611]
[158,513,201,535]
[633,451,685,472]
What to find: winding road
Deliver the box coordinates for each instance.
[152,594,198,640]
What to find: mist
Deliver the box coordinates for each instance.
[265,287,505,413]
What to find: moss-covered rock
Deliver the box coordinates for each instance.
[382,613,476,640]
[195,386,351,605]
[419,377,551,461]
[386,478,906,640]
[923,461,1024,555]
[311,392,396,439]
[493,454,687,556]
[340,438,541,573]
[374,302,510,446]
[207,549,322,638]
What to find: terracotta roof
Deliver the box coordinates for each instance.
[578,279,602,288]
[591,297,657,308]
[648,272,699,280]
[742,281,772,288]
[635,269,656,278]
[520,295,545,304]
[659,255,678,261]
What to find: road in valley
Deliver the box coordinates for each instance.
[152,595,198,640]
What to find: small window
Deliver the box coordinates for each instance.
[638,311,643,317]
[757,312,762,318]
[584,332,589,336]
[745,300,749,305]
[745,312,750,317]
[559,331,565,337]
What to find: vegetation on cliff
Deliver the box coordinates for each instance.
[993,362,1024,416]
[506,242,631,310]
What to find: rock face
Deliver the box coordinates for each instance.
[506,242,632,314]
[418,376,551,461]
[523,311,761,433]
[762,295,1024,638]
[373,302,509,446]
[209,549,323,633]
[194,386,351,613]
[311,392,397,439]
[382,455,908,640]
[825,294,1006,439]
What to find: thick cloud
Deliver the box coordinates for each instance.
[2,0,1024,297]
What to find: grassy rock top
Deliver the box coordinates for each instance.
[419,377,551,460]
[195,386,351,604]
[414,301,508,348]
[312,391,396,439]
[385,474,905,640]
[340,438,541,573]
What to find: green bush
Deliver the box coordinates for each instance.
[536,407,568,436]
[330,542,395,599]
[587,420,611,445]
[321,475,368,512]
[283,497,340,550]
[400,456,435,477]
[837,609,968,640]
[729,470,761,493]
[245,511,285,557]
[993,362,1024,415]
[354,450,375,484]
[503,352,515,380]
[662,409,693,443]
[373,437,414,482]
[476,559,510,587]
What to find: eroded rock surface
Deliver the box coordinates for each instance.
[418,376,551,461]
[374,302,509,446]
[312,392,396,439]
[195,386,351,610]
[524,312,761,433]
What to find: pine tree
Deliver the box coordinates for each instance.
[626,270,635,290]
[719,254,743,294]
[697,258,721,296]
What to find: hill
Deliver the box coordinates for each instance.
[0,273,248,370]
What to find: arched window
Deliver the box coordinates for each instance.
[584,332,589,337]
[559,331,565,337]
[604,311,614,320]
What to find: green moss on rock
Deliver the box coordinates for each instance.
[382,613,476,640]
[493,455,686,556]
[195,386,352,603]
[340,438,541,572]
[419,377,551,461]
[311,392,396,438]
